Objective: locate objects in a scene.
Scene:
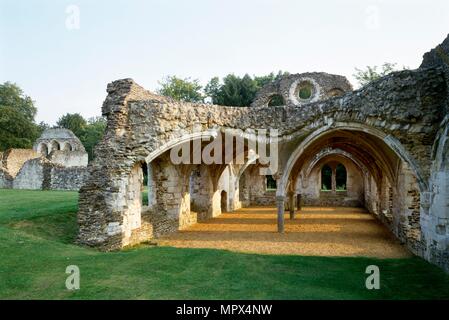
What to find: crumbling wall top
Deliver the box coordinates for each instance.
[33,128,86,153]
[251,72,353,108]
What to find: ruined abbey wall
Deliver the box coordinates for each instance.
[77,35,449,272]
[0,128,89,191]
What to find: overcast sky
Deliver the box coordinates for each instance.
[1,0,448,125]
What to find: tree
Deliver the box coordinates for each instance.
[0,82,36,121]
[205,71,289,106]
[82,117,106,160]
[0,82,40,150]
[157,76,204,103]
[56,113,106,161]
[204,77,221,104]
[353,63,406,87]
[36,121,50,136]
[56,113,87,139]
[254,71,289,88]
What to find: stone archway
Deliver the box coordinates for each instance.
[276,122,426,256]
[278,122,427,197]
[77,49,448,270]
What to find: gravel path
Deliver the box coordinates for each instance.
[158,206,411,258]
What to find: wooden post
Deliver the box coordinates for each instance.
[276,196,285,233]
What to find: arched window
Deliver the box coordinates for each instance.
[63,143,73,151]
[268,94,284,107]
[266,175,277,190]
[336,163,347,191]
[50,141,60,153]
[141,161,149,206]
[39,143,48,156]
[321,165,332,191]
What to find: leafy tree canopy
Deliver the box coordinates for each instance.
[82,117,107,160]
[353,63,407,87]
[56,113,87,139]
[56,113,106,160]
[157,76,203,103]
[205,71,289,106]
[0,82,36,121]
[0,82,40,150]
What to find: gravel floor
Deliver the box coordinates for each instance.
[157,206,411,258]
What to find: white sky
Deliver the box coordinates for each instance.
[1,0,448,125]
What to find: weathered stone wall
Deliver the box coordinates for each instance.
[11,158,88,191]
[424,117,449,272]
[0,168,13,189]
[0,128,88,191]
[1,149,40,178]
[296,155,364,207]
[190,165,217,219]
[33,128,86,155]
[251,72,352,108]
[48,166,89,191]
[238,165,276,206]
[48,150,88,167]
[390,162,425,255]
[12,158,47,190]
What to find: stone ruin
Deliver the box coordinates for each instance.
[0,128,88,190]
[75,35,449,272]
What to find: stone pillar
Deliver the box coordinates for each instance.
[296,193,302,211]
[276,196,285,233]
[147,163,156,209]
[289,193,296,219]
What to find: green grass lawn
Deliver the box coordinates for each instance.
[1,189,449,300]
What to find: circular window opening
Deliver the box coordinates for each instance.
[297,81,314,100]
[267,94,284,107]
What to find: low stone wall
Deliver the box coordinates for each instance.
[13,158,46,190]
[9,158,88,191]
[48,166,89,191]
[48,150,88,168]
[0,168,13,189]
[2,149,40,178]
[303,192,362,207]
[251,192,276,206]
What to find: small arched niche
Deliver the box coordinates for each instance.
[63,142,73,151]
[39,143,48,156]
[267,94,285,107]
[50,141,60,153]
[328,88,345,98]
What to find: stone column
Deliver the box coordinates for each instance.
[147,163,155,208]
[289,193,296,219]
[296,193,302,211]
[276,196,285,233]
